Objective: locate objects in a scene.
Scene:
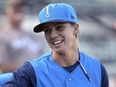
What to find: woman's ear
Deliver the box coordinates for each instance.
[73,24,79,37]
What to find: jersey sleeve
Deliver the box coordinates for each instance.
[2,62,36,87]
[101,64,109,87]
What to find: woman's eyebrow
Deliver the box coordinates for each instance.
[53,22,66,27]
[43,22,66,28]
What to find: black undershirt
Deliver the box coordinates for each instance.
[63,61,79,73]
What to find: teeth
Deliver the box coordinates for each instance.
[53,41,62,45]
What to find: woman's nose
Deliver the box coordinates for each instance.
[50,30,58,39]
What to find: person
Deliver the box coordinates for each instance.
[0,0,44,73]
[3,3,109,87]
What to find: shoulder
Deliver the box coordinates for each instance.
[80,52,101,74]
[80,52,100,64]
[29,52,52,65]
[33,52,51,61]
[27,52,52,78]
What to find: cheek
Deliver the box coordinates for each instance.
[65,32,75,44]
[45,34,48,41]
[65,30,74,39]
[45,34,51,44]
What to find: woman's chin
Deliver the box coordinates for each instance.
[53,48,66,54]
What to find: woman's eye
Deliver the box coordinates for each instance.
[44,28,51,33]
[56,26,64,31]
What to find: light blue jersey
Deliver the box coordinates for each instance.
[29,52,101,87]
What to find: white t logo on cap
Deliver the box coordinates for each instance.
[46,4,55,18]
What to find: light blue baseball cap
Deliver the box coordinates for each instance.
[34,3,78,33]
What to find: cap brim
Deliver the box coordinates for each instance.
[33,23,45,33]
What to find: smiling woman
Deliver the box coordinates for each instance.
[3,3,109,87]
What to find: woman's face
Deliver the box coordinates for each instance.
[43,22,79,54]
